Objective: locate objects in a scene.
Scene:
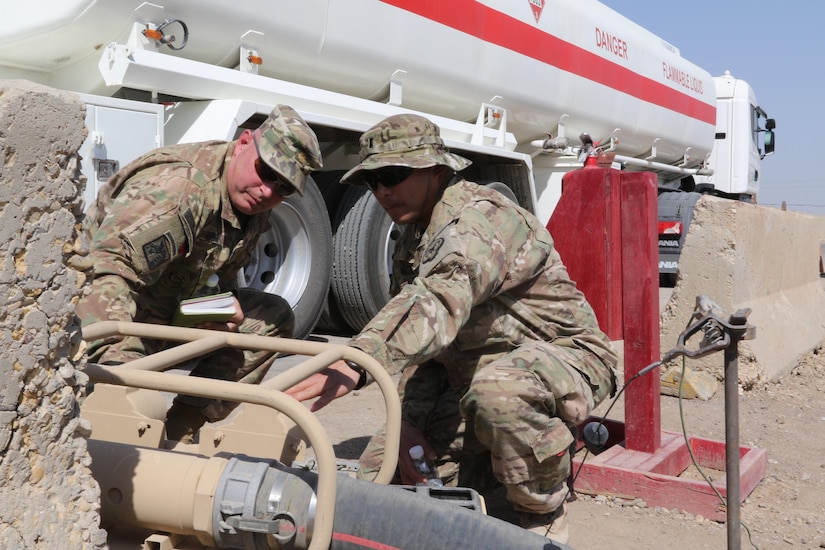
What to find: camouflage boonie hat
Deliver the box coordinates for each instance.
[256,105,323,196]
[340,113,471,185]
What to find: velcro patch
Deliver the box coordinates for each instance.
[142,233,174,271]
[123,209,188,275]
[422,237,445,264]
[419,228,458,277]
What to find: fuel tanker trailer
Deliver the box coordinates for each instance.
[0,0,775,333]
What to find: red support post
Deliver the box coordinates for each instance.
[547,165,623,340]
[548,166,660,450]
[546,165,766,521]
[618,172,660,452]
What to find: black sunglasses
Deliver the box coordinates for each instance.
[251,132,298,198]
[254,157,297,198]
[363,166,413,192]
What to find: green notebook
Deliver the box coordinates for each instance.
[172,291,237,327]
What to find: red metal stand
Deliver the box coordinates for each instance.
[546,165,767,521]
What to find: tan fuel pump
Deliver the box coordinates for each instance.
[81,321,400,550]
[80,322,568,550]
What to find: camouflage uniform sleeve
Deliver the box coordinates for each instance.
[76,174,199,363]
[349,207,507,375]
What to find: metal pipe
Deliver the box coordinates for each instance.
[83,320,356,356]
[264,347,402,486]
[110,337,229,371]
[88,439,230,537]
[612,154,704,176]
[82,321,401,484]
[265,348,350,391]
[724,328,742,550]
[715,308,753,550]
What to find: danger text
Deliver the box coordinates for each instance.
[595,27,628,59]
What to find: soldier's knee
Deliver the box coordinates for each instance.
[236,288,295,337]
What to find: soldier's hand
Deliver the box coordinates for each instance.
[195,296,244,332]
[398,421,438,486]
[285,360,360,412]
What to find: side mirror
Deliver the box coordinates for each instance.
[762,130,775,158]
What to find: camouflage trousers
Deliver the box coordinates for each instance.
[161,288,294,421]
[358,341,616,515]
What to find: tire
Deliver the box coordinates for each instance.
[328,180,516,334]
[314,171,352,335]
[330,186,399,332]
[481,181,519,205]
[659,272,677,288]
[236,176,332,340]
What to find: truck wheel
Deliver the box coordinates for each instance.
[331,186,398,332]
[236,176,332,339]
[314,171,351,335]
[329,181,516,334]
[482,181,519,205]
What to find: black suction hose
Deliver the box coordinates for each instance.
[329,475,571,550]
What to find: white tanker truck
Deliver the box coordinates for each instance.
[0,2,777,547]
[0,0,775,336]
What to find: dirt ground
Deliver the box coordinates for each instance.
[281,332,825,550]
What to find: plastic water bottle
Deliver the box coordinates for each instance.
[409,445,443,487]
[195,273,220,297]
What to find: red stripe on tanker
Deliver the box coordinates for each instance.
[382,0,715,126]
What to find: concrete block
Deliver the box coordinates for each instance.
[660,196,825,385]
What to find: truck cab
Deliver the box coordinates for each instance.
[693,72,776,201]
[657,74,775,284]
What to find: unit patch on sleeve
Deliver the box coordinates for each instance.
[422,237,445,264]
[124,215,187,275]
[142,233,175,271]
[419,230,460,277]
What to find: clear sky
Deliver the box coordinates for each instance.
[599,0,819,214]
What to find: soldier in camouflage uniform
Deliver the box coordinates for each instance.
[77,105,323,442]
[286,114,617,545]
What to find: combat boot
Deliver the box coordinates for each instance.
[164,402,209,444]
[520,501,569,545]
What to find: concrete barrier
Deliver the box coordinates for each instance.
[660,195,825,386]
[0,79,105,548]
